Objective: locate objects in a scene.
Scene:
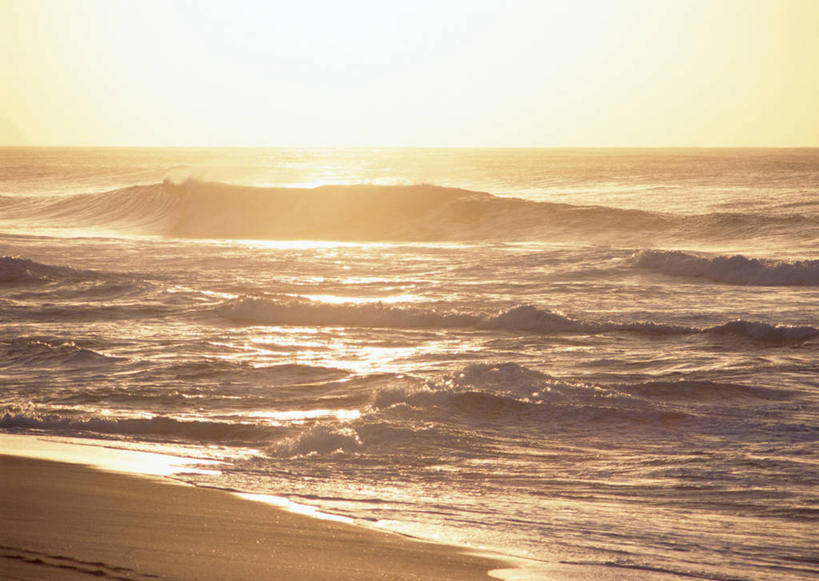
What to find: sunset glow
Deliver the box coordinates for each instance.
[2,0,818,147]
[2,2,818,580]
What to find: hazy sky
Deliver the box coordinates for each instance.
[2,0,818,147]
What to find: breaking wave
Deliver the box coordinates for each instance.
[272,424,363,456]
[0,184,178,235]
[2,179,815,243]
[268,363,693,458]
[634,250,819,286]
[0,362,794,453]
[217,297,819,344]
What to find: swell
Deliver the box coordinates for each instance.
[217,297,819,344]
[2,179,815,243]
[0,184,179,235]
[634,250,819,286]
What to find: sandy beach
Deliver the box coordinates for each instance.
[0,451,505,580]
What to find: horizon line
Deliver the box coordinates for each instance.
[2,144,818,150]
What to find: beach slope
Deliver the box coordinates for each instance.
[0,455,503,580]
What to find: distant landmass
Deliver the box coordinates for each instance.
[0,119,29,145]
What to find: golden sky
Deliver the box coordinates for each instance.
[2,0,818,147]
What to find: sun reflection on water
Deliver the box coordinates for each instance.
[289,293,423,304]
[243,409,361,423]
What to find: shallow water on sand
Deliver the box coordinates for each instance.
[2,148,818,579]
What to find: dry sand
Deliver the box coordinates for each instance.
[0,454,507,580]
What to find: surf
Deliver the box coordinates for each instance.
[634,250,819,286]
[3,178,816,245]
[216,297,819,344]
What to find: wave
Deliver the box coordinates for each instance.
[2,178,815,243]
[480,305,692,335]
[218,296,478,328]
[634,250,819,286]
[0,337,122,368]
[618,380,788,402]
[374,362,675,416]
[156,360,349,385]
[272,424,363,456]
[268,363,692,458]
[217,298,819,344]
[0,256,148,305]
[0,256,99,285]
[0,362,795,452]
[705,320,819,343]
[3,301,174,323]
[265,361,805,459]
[0,184,178,235]
[0,410,278,443]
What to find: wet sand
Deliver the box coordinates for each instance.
[0,454,505,580]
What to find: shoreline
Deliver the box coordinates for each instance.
[0,434,513,580]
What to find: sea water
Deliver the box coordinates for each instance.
[1,147,817,579]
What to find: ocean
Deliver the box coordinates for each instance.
[1,147,817,580]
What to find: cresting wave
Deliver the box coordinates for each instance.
[0,362,693,450]
[270,362,696,458]
[218,297,819,344]
[0,185,178,235]
[3,255,815,344]
[634,250,819,286]
[2,178,815,242]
